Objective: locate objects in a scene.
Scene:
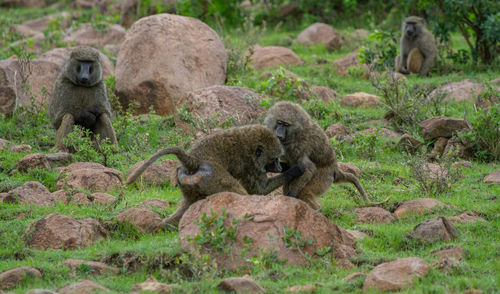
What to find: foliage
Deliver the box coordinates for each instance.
[419,0,500,64]
[62,126,118,166]
[190,209,238,254]
[176,0,246,28]
[353,129,379,160]
[359,30,399,71]
[259,67,310,102]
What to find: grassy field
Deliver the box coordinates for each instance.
[0,3,499,293]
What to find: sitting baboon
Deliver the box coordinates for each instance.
[126,125,305,229]
[263,101,389,210]
[49,46,118,150]
[395,16,437,76]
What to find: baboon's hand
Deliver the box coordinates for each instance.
[284,162,306,180]
[75,106,102,129]
[286,190,299,198]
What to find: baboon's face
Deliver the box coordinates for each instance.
[404,22,418,38]
[253,137,284,173]
[70,59,101,87]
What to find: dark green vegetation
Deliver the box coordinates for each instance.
[1,1,499,293]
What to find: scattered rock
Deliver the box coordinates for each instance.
[3,181,54,206]
[432,244,464,260]
[325,123,350,139]
[27,213,107,250]
[448,211,486,224]
[435,255,460,272]
[71,192,93,205]
[341,92,379,108]
[397,134,423,153]
[0,266,42,290]
[351,29,370,39]
[64,259,119,275]
[58,280,109,294]
[483,170,500,184]
[325,34,344,51]
[394,198,447,218]
[346,229,368,241]
[0,138,12,150]
[17,153,51,173]
[362,257,430,292]
[218,276,265,293]
[56,162,122,192]
[115,13,227,115]
[90,192,117,205]
[343,272,367,282]
[251,46,302,70]
[411,216,457,243]
[419,116,471,141]
[131,276,171,293]
[431,79,485,102]
[354,207,395,224]
[287,284,315,293]
[40,47,114,78]
[429,137,448,159]
[12,144,32,153]
[358,127,401,139]
[136,198,169,209]
[52,190,69,203]
[311,86,339,103]
[63,23,126,48]
[180,193,356,270]
[46,152,72,167]
[337,162,361,177]
[117,208,163,234]
[332,51,368,75]
[13,12,75,37]
[183,85,264,128]
[296,22,339,46]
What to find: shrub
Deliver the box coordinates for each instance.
[359,30,399,71]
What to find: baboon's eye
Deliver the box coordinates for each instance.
[255,146,263,157]
[89,64,93,74]
[77,64,81,72]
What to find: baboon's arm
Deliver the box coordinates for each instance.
[286,156,317,198]
[260,162,306,195]
[94,113,118,148]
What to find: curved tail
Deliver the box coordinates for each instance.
[125,147,200,185]
[334,170,390,205]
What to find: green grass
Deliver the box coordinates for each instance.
[1,2,499,293]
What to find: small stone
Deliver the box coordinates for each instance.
[57,280,109,294]
[116,208,163,233]
[411,216,457,243]
[131,276,171,293]
[394,198,447,218]
[354,207,395,224]
[341,92,379,108]
[4,181,54,206]
[12,144,32,153]
[337,162,361,177]
[218,276,265,293]
[25,289,58,294]
[0,266,42,290]
[483,170,500,184]
[64,259,119,275]
[287,284,315,293]
[136,198,169,209]
[432,245,464,260]
[397,134,423,154]
[71,193,92,205]
[346,230,368,241]
[46,152,72,167]
[89,192,117,205]
[342,272,367,282]
[325,123,350,139]
[17,153,51,172]
[448,211,486,224]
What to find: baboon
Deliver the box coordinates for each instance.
[263,101,390,210]
[126,125,305,229]
[49,46,118,150]
[395,16,437,76]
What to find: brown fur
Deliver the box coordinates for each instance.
[263,101,389,209]
[49,46,117,150]
[126,125,304,229]
[395,16,437,76]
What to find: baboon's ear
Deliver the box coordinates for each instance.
[255,145,263,157]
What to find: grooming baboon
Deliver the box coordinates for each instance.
[49,46,118,150]
[126,125,305,229]
[395,16,437,76]
[263,101,389,209]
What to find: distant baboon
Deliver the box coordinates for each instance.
[49,46,118,150]
[126,125,305,229]
[395,16,437,76]
[263,101,389,210]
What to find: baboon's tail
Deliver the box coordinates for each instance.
[334,170,390,205]
[125,147,200,185]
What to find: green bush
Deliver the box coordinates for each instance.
[359,30,399,71]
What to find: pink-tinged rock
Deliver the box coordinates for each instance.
[116,208,163,233]
[354,207,395,224]
[131,276,171,293]
[56,162,122,192]
[57,280,109,294]
[0,266,42,290]
[483,170,500,184]
[251,46,302,70]
[217,276,265,293]
[64,259,119,275]
[341,92,379,108]
[296,23,339,46]
[363,257,430,291]
[394,198,447,218]
[4,181,54,206]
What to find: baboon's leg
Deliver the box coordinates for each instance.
[417,49,436,76]
[162,199,192,231]
[408,48,424,74]
[284,156,316,198]
[55,113,75,150]
[94,113,118,148]
[395,55,401,72]
[297,166,334,210]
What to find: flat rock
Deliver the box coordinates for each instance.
[354,207,395,224]
[115,13,227,115]
[363,257,430,292]
[64,259,119,275]
[341,92,379,108]
[483,170,500,184]
[131,276,171,293]
[3,181,54,206]
[136,198,169,209]
[116,208,163,233]
[62,23,126,48]
[448,211,486,224]
[17,154,51,172]
[0,266,42,290]
[217,276,265,293]
[56,162,122,192]
[27,213,107,250]
[419,116,471,140]
[411,216,457,243]
[296,22,339,45]
[287,284,315,293]
[251,46,302,70]
[394,198,447,217]
[57,280,109,294]
[325,123,350,139]
[311,86,339,103]
[432,245,464,260]
[179,192,356,270]
[431,79,485,102]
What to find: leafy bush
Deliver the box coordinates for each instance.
[259,67,311,102]
[359,30,399,71]
[176,0,246,28]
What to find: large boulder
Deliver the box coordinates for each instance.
[179,192,356,270]
[363,257,430,292]
[250,46,302,70]
[183,85,264,129]
[0,266,42,290]
[27,213,107,250]
[394,198,447,218]
[419,116,471,141]
[431,80,485,102]
[56,162,123,192]
[62,23,126,48]
[115,13,227,115]
[295,23,339,46]
[3,181,54,206]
